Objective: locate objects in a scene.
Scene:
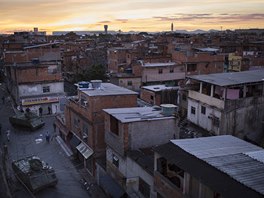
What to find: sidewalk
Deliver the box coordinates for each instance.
[56,136,108,198]
[79,168,108,198]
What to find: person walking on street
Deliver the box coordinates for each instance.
[45,131,50,143]
[48,106,51,115]
[2,96,5,104]
[6,129,10,142]
[39,107,43,116]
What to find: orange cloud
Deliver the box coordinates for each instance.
[0,0,263,34]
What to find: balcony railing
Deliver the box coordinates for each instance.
[154,171,183,198]
[188,90,224,109]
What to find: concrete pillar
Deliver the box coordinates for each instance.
[210,85,214,97]
[223,88,227,101]
[243,85,247,98]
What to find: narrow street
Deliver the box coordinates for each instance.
[0,83,92,198]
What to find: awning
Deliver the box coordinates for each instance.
[76,143,93,159]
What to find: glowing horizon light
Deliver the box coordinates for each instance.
[0,0,263,34]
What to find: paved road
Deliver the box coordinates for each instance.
[0,83,92,198]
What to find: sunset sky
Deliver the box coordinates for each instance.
[0,0,264,34]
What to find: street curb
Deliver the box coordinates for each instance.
[55,136,73,157]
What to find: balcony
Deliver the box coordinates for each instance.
[188,90,224,109]
[154,171,184,198]
[67,97,90,118]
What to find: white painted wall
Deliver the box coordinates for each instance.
[126,156,156,198]
[106,147,156,197]
[188,99,221,135]
[106,147,127,177]
[18,82,64,97]
[187,99,199,124]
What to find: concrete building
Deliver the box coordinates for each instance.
[140,84,179,106]
[6,61,64,115]
[109,73,142,92]
[228,53,242,72]
[103,106,178,197]
[63,81,138,175]
[138,61,185,85]
[3,42,64,115]
[154,135,264,198]
[107,47,132,73]
[171,46,225,75]
[186,70,264,143]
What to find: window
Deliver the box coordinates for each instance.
[170,68,174,73]
[202,82,211,96]
[150,95,154,100]
[201,106,206,115]
[191,106,196,115]
[112,154,119,167]
[157,157,167,175]
[43,86,50,93]
[110,115,119,135]
[80,97,88,107]
[167,163,184,189]
[73,117,80,127]
[187,63,197,72]
[127,81,132,86]
[48,65,58,74]
[82,124,88,138]
[139,177,150,198]
[158,69,163,74]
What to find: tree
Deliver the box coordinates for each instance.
[74,64,108,82]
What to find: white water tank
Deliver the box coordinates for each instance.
[160,104,177,116]
[91,80,102,89]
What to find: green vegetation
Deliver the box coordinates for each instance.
[75,64,108,82]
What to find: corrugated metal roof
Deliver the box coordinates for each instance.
[205,153,264,195]
[82,83,138,96]
[245,150,264,163]
[103,106,173,123]
[143,62,176,67]
[142,84,179,92]
[170,135,262,159]
[188,70,264,87]
[170,135,264,195]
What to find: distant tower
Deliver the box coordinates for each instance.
[171,23,174,32]
[104,25,108,34]
[34,27,38,33]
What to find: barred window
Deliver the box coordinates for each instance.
[43,86,50,93]
[191,106,196,115]
[201,106,206,115]
[112,154,119,168]
[139,177,150,198]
